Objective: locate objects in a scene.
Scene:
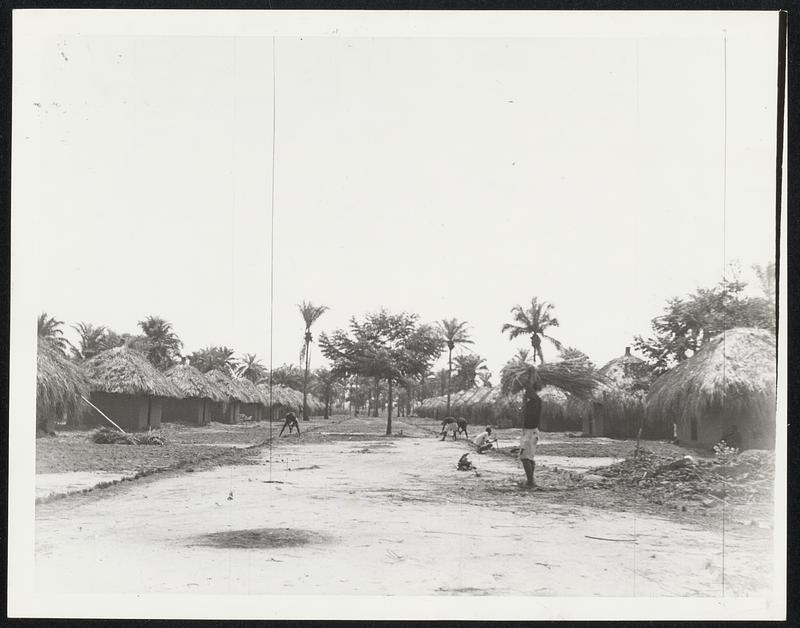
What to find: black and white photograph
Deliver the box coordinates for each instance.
[8,9,786,621]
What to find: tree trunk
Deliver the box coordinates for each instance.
[446,346,453,416]
[386,378,393,435]
[302,335,311,421]
[324,392,330,420]
[373,377,380,417]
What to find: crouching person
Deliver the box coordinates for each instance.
[472,427,496,454]
[279,411,300,437]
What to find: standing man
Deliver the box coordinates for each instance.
[520,385,542,487]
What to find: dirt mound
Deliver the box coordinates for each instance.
[594,449,774,507]
[193,527,330,549]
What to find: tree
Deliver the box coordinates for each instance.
[452,353,489,391]
[298,301,329,421]
[235,353,267,383]
[71,322,108,361]
[312,368,342,420]
[634,269,775,374]
[270,363,305,390]
[501,298,562,364]
[438,318,473,416]
[188,346,236,374]
[138,315,183,370]
[38,312,70,355]
[103,330,152,354]
[320,309,444,435]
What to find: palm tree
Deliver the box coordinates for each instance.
[452,353,489,391]
[71,322,108,361]
[502,298,562,364]
[188,346,236,374]
[513,348,532,363]
[235,353,267,383]
[438,318,473,416]
[37,312,69,355]
[138,315,183,370]
[298,301,329,421]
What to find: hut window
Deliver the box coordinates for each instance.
[690,419,698,441]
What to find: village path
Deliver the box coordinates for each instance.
[34,416,772,597]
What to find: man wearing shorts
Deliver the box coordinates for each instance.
[520,387,542,487]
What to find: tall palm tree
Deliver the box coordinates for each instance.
[298,301,329,421]
[438,318,473,416]
[235,353,267,383]
[138,316,183,370]
[37,312,69,355]
[188,346,236,374]
[502,297,562,364]
[71,322,108,361]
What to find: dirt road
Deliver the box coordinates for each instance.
[35,416,772,597]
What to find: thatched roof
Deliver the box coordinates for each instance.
[37,339,91,419]
[235,377,266,405]
[165,363,227,402]
[204,369,256,404]
[647,328,776,425]
[599,347,647,393]
[84,347,180,397]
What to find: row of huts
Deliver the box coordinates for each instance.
[417,328,777,450]
[36,344,324,433]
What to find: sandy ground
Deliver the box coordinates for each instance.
[35,415,773,597]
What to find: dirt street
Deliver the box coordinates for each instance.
[35,416,772,597]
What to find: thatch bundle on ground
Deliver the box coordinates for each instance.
[646,328,777,449]
[36,339,91,432]
[163,364,227,425]
[83,347,180,432]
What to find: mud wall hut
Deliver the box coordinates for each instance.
[646,328,777,450]
[36,338,91,433]
[204,369,253,424]
[163,363,226,425]
[82,347,180,432]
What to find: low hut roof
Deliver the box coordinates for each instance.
[165,364,227,402]
[37,339,91,418]
[256,381,297,408]
[647,328,776,424]
[84,347,180,397]
[235,377,265,405]
[204,369,254,403]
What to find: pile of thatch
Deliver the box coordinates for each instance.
[647,327,776,433]
[500,359,600,400]
[84,347,180,397]
[164,363,226,401]
[92,427,167,446]
[36,339,91,428]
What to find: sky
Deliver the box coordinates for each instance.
[13,13,779,379]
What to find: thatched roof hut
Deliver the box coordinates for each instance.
[82,347,180,431]
[599,347,646,391]
[646,328,777,449]
[204,369,252,403]
[165,363,226,402]
[36,339,91,431]
[162,363,226,425]
[84,347,180,398]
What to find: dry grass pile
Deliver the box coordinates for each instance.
[593,448,774,507]
[500,359,600,400]
[92,427,167,446]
